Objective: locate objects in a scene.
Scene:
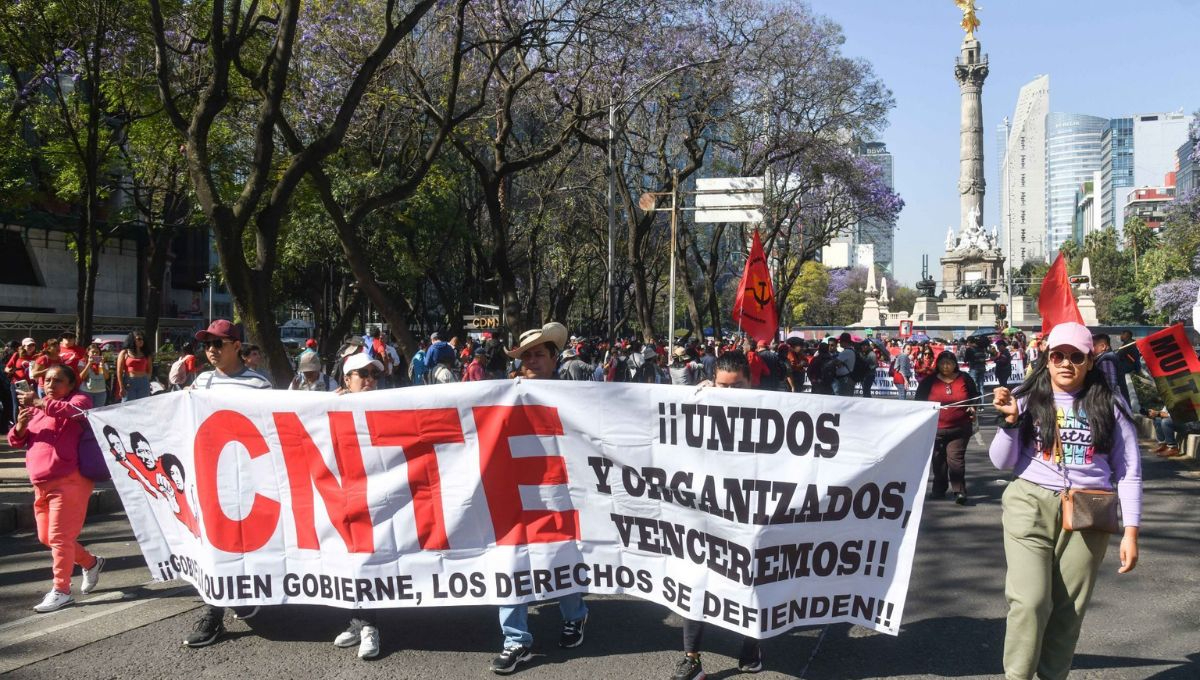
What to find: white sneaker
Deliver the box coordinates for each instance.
[81,556,105,595]
[33,590,74,613]
[358,625,380,660]
[333,621,361,648]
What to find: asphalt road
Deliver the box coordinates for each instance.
[2,424,1197,679]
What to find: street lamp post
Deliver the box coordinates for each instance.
[606,59,718,344]
[204,273,214,323]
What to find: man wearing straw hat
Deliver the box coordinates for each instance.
[490,321,589,674]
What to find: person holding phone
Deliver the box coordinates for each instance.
[79,344,109,407]
[8,365,104,612]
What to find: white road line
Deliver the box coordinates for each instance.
[0,582,188,642]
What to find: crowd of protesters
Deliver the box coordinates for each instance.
[0,317,1168,679]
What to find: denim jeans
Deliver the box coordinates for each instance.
[1154,416,1177,446]
[499,593,587,649]
[832,376,853,396]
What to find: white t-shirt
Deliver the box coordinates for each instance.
[192,366,273,391]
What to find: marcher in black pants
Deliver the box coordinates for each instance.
[915,351,980,505]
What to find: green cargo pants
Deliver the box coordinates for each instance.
[1001,478,1110,680]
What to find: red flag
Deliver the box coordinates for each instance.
[731,231,778,343]
[1038,253,1083,336]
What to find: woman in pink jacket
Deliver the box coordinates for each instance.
[8,364,105,613]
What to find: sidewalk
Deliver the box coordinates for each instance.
[0,445,123,534]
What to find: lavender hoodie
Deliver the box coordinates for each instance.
[989,390,1142,527]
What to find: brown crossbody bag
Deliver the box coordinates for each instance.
[1013,417,1121,534]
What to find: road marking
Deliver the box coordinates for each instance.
[0,584,192,652]
[0,590,126,634]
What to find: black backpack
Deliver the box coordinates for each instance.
[851,348,875,383]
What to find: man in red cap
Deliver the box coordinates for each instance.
[183,319,271,648]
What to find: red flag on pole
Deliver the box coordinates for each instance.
[731,231,778,344]
[1038,253,1084,336]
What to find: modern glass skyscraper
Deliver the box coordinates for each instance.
[855,141,895,273]
[1099,118,1133,232]
[1045,113,1107,255]
[1000,75,1049,267]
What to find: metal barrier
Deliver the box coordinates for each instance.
[858,358,1026,398]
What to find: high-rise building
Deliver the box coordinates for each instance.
[1101,112,1190,235]
[1000,75,1049,267]
[1177,136,1198,197]
[1072,169,1102,244]
[1045,113,1107,255]
[995,117,1009,225]
[854,141,895,273]
[1099,117,1133,231]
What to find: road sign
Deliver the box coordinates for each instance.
[694,177,763,223]
[462,315,500,330]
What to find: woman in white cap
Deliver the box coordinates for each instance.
[989,321,1141,680]
[330,350,385,659]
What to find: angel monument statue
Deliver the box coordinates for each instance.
[955,0,980,39]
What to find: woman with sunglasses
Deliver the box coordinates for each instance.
[116,331,153,401]
[914,350,979,504]
[330,351,384,659]
[989,322,1140,680]
[913,348,936,382]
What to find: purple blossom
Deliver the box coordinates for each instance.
[1150,277,1200,322]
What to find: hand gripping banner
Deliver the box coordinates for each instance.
[88,381,937,638]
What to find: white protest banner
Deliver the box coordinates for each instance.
[88,381,937,638]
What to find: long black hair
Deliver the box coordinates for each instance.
[1011,353,1130,454]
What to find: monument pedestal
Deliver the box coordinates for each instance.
[1077,293,1099,326]
[912,297,940,322]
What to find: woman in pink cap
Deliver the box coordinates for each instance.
[989,321,1141,680]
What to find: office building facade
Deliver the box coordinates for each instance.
[1000,75,1049,267]
[1045,112,1107,255]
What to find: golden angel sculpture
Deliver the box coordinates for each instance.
[955,0,980,39]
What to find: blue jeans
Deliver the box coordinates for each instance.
[84,390,107,408]
[499,593,586,650]
[1154,416,1177,446]
[832,376,853,396]
[122,376,151,401]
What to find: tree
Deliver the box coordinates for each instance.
[0,0,152,342]
[148,0,443,382]
[787,260,832,326]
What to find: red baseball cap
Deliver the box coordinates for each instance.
[195,319,243,342]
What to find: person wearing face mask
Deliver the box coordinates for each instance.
[989,322,1141,680]
[914,351,980,504]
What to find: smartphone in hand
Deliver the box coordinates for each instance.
[13,379,31,393]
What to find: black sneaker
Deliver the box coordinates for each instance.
[738,641,763,673]
[559,613,587,648]
[955,493,968,506]
[183,608,225,648]
[490,646,531,674]
[671,654,705,680]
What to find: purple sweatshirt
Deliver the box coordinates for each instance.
[989,390,1142,527]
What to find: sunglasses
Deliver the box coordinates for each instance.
[350,369,380,380]
[1049,350,1088,366]
[202,339,229,350]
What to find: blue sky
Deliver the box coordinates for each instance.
[810,0,1200,285]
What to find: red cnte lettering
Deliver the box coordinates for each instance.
[366,409,464,550]
[473,405,578,545]
[194,410,280,553]
[274,411,374,553]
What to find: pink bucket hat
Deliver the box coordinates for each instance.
[1046,322,1093,354]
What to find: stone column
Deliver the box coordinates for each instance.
[955,39,988,231]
